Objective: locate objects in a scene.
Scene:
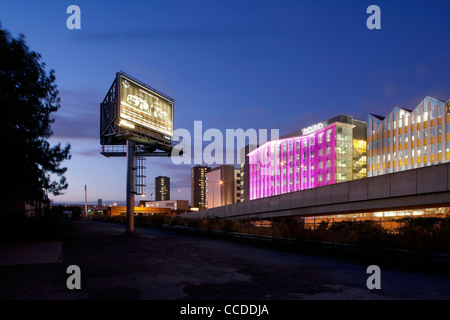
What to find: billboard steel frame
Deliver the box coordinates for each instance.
[100,72,179,237]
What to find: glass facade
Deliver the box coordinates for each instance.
[367,96,449,177]
[248,117,367,200]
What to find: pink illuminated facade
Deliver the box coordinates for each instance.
[248,116,367,200]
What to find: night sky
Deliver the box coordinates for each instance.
[1,0,449,204]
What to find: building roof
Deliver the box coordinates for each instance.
[368,113,385,121]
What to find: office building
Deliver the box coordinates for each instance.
[191,165,211,208]
[155,176,170,201]
[248,115,367,200]
[367,96,450,177]
[205,165,241,208]
[239,144,257,202]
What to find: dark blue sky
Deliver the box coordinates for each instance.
[1,0,449,203]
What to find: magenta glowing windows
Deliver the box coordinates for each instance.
[248,123,337,200]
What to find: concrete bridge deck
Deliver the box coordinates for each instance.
[182,163,450,220]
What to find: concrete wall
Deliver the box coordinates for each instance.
[180,163,450,220]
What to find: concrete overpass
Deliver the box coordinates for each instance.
[181,162,450,220]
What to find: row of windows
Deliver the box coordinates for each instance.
[369,142,450,164]
[253,172,334,186]
[369,161,447,176]
[368,124,450,150]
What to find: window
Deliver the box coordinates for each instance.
[438,125,442,136]
[431,127,435,137]
[424,129,428,139]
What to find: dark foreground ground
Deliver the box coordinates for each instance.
[1,220,450,301]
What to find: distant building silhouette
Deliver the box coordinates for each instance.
[155,176,170,201]
[191,165,211,208]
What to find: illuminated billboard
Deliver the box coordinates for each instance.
[119,74,174,139]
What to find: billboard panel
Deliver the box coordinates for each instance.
[119,74,174,139]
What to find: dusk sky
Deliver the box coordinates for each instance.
[1,0,449,204]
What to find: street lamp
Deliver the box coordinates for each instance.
[171,188,181,201]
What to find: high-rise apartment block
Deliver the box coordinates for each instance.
[191,165,211,208]
[155,176,170,201]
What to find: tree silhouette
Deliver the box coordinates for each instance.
[0,25,71,210]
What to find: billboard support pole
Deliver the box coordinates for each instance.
[123,139,138,237]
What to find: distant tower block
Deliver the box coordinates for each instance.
[155,176,170,201]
